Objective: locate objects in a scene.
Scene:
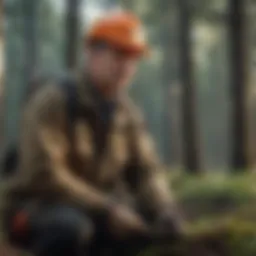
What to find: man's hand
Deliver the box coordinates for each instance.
[153,207,184,239]
[107,204,149,239]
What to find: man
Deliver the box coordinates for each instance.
[3,11,183,256]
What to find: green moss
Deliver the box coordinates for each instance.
[168,172,256,221]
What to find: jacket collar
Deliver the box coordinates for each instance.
[76,72,128,112]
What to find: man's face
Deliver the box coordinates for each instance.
[87,45,140,96]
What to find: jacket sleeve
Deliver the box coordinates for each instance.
[21,84,112,212]
[125,108,176,218]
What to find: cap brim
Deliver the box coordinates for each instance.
[113,44,150,58]
[86,36,150,58]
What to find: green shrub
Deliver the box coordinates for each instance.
[140,172,256,255]
[169,172,256,220]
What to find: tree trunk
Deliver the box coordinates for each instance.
[121,0,136,10]
[0,0,4,148]
[161,9,181,167]
[65,0,80,71]
[4,0,38,146]
[23,0,38,98]
[228,0,249,171]
[178,0,202,174]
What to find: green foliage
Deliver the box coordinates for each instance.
[130,173,256,255]
[227,221,256,256]
[177,173,256,255]
[170,172,256,220]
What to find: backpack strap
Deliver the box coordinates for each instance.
[1,144,19,178]
[59,76,79,138]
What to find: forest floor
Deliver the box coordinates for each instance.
[1,172,256,256]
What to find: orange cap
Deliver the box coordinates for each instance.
[85,11,149,57]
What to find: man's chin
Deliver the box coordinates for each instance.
[100,80,129,94]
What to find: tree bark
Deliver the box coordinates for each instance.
[65,0,80,71]
[121,0,136,10]
[0,0,4,149]
[161,9,181,167]
[178,0,202,174]
[228,0,249,171]
[23,0,38,98]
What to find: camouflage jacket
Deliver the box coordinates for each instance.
[4,75,173,217]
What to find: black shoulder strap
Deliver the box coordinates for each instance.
[59,76,79,137]
[1,144,18,178]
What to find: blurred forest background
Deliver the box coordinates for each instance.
[3,0,256,172]
[2,0,256,255]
